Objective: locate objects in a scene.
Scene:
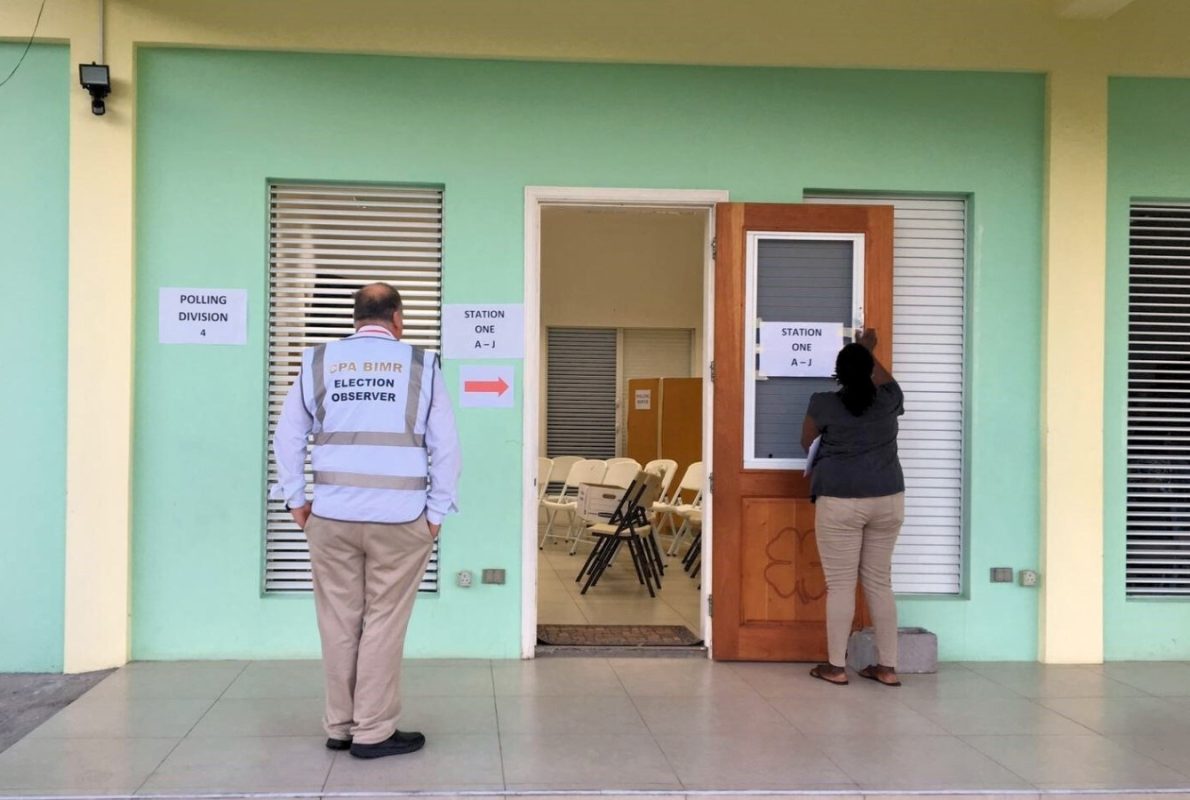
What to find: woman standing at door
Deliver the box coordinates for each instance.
[801,329,905,687]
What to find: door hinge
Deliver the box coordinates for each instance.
[708,473,714,495]
[711,237,717,259]
[709,360,716,383]
[707,595,713,617]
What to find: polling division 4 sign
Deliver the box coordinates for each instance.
[159,288,248,345]
[757,322,843,378]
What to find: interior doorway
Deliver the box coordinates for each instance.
[521,188,725,657]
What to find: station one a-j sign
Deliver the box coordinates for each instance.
[758,322,843,378]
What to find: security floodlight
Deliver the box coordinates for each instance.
[79,63,110,116]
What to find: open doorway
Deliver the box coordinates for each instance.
[521,188,725,656]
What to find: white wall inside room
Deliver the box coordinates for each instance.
[538,206,707,456]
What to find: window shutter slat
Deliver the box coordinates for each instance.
[264,183,443,594]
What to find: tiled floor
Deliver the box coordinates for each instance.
[3,659,1190,797]
[536,534,703,633]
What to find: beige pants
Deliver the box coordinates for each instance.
[305,512,436,745]
[815,493,904,669]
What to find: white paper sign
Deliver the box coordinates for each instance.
[634,389,652,411]
[159,288,247,345]
[758,322,842,378]
[442,304,524,360]
[459,365,515,408]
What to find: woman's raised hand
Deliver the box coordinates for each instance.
[858,328,878,351]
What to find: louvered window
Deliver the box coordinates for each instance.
[546,328,617,459]
[808,194,967,595]
[1126,202,1190,597]
[265,183,443,594]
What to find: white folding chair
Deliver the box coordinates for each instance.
[536,457,554,502]
[539,459,607,549]
[567,460,641,554]
[543,456,582,500]
[652,461,704,555]
[644,459,678,501]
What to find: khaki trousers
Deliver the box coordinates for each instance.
[305,512,436,745]
[815,493,904,669]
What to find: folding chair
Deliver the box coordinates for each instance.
[536,457,554,501]
[644,459,678,498]
[542,455,582,499]
[576,472,665,597]
[652,462,704,555]
[683,509,703,577]
[539,459,607,549]
[567,458,641,554]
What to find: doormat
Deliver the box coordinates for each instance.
[537,624,703,647]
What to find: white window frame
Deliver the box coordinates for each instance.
[742,231,866,470]
[263,181,443,594]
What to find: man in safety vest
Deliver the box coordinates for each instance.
[271,282,461,760]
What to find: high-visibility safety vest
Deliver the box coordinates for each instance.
[299,334,437,524]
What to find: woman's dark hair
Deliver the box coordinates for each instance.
[835,343,876,416]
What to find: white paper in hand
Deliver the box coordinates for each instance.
[804,436,822,478]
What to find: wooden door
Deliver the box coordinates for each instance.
[711,203,893,661]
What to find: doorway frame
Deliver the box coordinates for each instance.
[521,186,730,659]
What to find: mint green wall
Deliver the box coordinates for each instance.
[133,49,1044,660]
[1105,77,1190,659]
[0,44,68,672]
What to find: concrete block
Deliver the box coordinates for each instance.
[846,626,937,674]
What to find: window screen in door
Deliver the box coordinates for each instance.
[743,234,865,469]
[264,182,443,594]
[1126,202,1190,597]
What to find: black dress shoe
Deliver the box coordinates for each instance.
[326,737,352,751]
[349,730,426,759]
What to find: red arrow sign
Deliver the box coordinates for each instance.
[464,377,510,396]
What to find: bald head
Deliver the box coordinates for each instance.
[352,283,404,335]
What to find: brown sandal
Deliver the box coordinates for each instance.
[810,664,849,685]
[858,664,901,687]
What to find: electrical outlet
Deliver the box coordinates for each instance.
[1019,569,1040,588]
[456,570,473,588]
[482,568,506,585]
[990,567,1014,583]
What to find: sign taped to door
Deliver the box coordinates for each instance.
[758,322,843,378]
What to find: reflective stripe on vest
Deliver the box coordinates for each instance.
[311,343,329,430]
[405,347,426,438]
[312,431,425,447]
[312,471,428,491]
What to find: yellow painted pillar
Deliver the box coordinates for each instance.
[1039,68,1108,664]
[62,4,136,673]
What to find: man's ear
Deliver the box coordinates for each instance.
[392,311,405,337]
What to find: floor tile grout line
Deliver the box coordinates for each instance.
[944,728,1046,791]
[130,661,253,797]
[608,656,685,790]
[490,660,509,791]
[1105,732,1190,782]
[749,679,865,788]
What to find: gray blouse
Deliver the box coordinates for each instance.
[807,381,905,499]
